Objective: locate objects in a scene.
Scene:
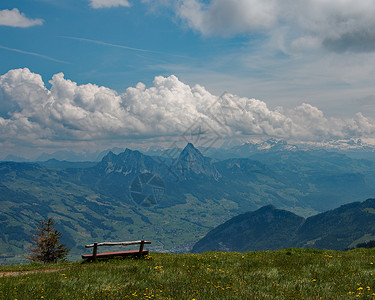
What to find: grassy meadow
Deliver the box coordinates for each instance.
[1,248,375,299]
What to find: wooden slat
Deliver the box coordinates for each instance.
[85,240,151,248]
[82,250,149,259]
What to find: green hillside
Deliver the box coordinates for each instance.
[193,198,375,253]
[1,249,375,299]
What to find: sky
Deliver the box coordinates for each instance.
[1,0,375,158]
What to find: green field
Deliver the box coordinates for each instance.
[1,248,375,299]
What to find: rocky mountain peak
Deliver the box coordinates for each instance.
[177,143,220,179]
[179,143,204,163]
[99,148,156,175]
[101,150,116,163]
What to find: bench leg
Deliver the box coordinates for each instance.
[92,243,98,262]
[138,240,145,257]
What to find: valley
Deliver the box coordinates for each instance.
[1,142,375,263]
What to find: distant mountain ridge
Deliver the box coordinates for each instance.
[4,138,375,162]
[192,198,375,252]
[75,143,221,186]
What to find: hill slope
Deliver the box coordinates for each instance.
[192,205,304,252]
[192,198,375,252]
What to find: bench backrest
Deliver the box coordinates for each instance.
[85,240,151,260]
[85,240,151,248]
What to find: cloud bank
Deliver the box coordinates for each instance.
[88,0,375,53]
[177,0,375,53]
[0,8,43,28]
[0,68,374,153]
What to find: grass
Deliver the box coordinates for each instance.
[1,248,375,299]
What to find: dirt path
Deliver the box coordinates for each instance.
[0,268,65,278]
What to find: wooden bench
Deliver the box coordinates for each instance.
[81,240,151,261]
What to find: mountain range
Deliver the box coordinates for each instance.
[192,198,375,252]
[3,138,375,162]
[1,143,375,263]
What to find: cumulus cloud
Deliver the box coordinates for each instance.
[1,68,375,152]
[175,0,375,53]
[0,8,43,27]
[89,0,131,8]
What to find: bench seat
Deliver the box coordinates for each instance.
[82,250,149,259]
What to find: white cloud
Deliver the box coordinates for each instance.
[0,8,43,28]
[176,0,375,53]
[178,0,277,36]
[1,68,375,153]
[89,0,131,8]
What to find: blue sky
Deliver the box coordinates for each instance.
[0,0,249,93]
[1,0,375,158]
[0,1,194,87]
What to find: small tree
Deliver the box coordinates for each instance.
[26,218,70,263]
